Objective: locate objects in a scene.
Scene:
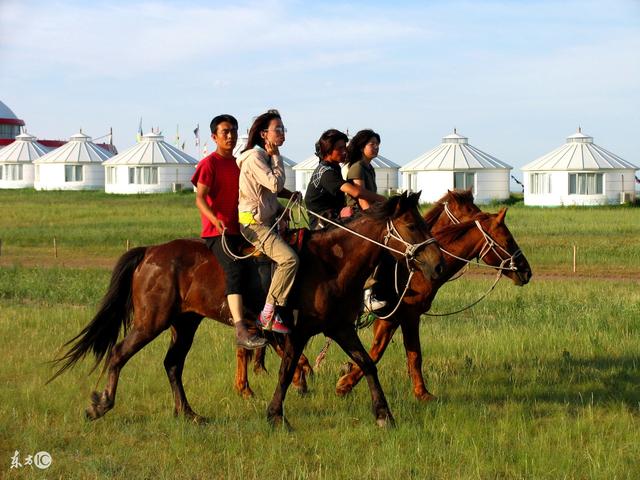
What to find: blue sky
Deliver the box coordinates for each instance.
[1,0,639,176]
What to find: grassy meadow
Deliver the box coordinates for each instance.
[1,189,639,479]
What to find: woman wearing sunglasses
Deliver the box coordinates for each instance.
[237,110,299,334]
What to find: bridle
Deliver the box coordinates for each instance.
[305,206,439,271]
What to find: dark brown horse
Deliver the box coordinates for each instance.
[335,191,532,399]
[51,192,445,427]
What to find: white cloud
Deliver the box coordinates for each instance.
[0,0,428,79]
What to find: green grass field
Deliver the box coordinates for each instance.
[1,190,639,479]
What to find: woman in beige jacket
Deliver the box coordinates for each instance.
[237,110,299,334]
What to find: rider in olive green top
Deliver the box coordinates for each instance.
[346,129,386,311]
[346,129,381,211]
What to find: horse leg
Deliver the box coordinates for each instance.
[266,335,311,394]
[235,347,254,398]
[266,332,309,430]
[400,315,435,401]
[164,316,207,422]
[85,327,157,420]
[253,346,267,374]
[336,318,398,396]
[331,327,395,428]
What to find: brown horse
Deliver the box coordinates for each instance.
[51,192,445,427]
[335,191,532,399]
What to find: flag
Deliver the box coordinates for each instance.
[194,124,200,147]
[136,118,143,142]
[175,124,180,147]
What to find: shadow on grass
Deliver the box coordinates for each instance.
[430,355,640,413]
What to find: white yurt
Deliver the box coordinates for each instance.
[0,132,51,188]
[522,129,638,206]
[293,154,399,196]
[33,131,113,190]
[103,132,198,194]
[233,134,296,191]
[400,130,512,203]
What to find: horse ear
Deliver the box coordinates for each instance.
[407,191,421,207]
[496,207,507,224]
[387,194,402,215]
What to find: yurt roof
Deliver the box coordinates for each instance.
[292,154,398,171]
[400,130,512,172]
[0,132,51,163]
[35,131,114,164]
[0,100,19,120]
[522,129,638,171]
[233,134,296,168]
[103,132,197,165]
[292,155,320,171]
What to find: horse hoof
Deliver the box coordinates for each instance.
[335,377,353,397]
[338,362,353,376]
[416,392,437,402]
[177,409,208,425]
[294,384,309,396]
[376,416,396,428]
[188,414,208,425]
[85,405,101,421]
[90,391,102,405]
[268,415,293,432]
[253,365,268,375]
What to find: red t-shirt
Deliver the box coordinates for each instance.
[191,151,240,237]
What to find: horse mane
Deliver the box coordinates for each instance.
[423,203,445,229]
[433,213,492,244]
[437,189,475,205]
[424,189,476,229]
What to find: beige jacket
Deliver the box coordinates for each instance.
[237,146,285,224]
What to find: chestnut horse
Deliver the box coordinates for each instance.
[335,191,532,399]
[51,193,444,427]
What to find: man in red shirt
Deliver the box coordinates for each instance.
[192,114,267,349]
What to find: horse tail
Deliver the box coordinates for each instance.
[47,247,148,383]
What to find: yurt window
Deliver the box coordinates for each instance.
[454,172,475,191]
[530,173,551,194]
[5,164,23,180]
[65,165,83,182]
[569,173,603,195]
[129,166,158,185]
[0,124,20,139]
[106,167,117,184]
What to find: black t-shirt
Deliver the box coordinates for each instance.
[304,160,346,216]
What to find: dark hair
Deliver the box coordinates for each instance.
[242,109,282,153]
[315,129,349,159]
[346,129,380,167]
[210,114,238,135]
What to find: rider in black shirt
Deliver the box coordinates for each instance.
[304,129,384,229]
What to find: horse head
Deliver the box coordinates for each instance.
[472,208,532,286]
[372,192,445,280]
[424,188,482,230]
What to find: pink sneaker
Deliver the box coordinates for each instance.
[257,311,290,334]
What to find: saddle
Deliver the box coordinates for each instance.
[237,228,307,257]
[283,228,307,253]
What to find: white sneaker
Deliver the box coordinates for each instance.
[363,288,387,312]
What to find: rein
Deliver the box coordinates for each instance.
[424,219,523,316]
[304,206,438,267]
[220,195,299,261]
